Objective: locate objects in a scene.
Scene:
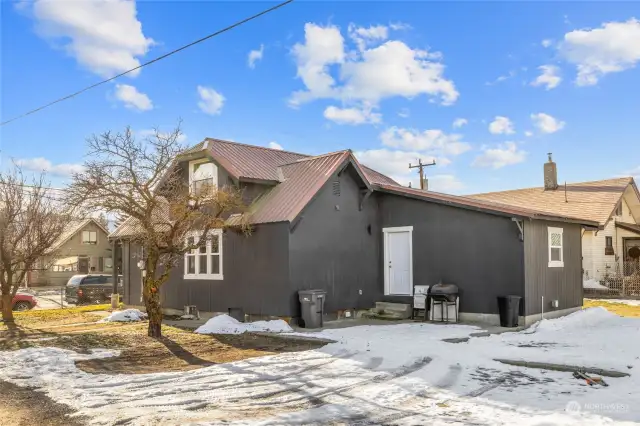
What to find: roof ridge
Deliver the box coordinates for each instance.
[279,149,351,166]
[204,137,310,157]
[469,176,633,197]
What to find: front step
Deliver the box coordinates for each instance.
[362,302,413,320]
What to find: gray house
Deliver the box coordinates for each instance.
[30,218,112,286]
[111,139,598,325]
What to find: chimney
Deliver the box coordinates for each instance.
[544,153,558,190]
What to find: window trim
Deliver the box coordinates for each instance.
[188,158,218,196]
[548,226,564,268]
[183,229,223,280]
[82,230,98,245]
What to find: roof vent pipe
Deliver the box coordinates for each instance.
[544,153,559,191]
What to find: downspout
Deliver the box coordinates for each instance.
[111,238,119,309]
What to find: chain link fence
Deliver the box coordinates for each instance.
[584,260,640,298]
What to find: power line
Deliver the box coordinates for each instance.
[1,0,294,127]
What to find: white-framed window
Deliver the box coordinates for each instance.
[82,230,97,244]
[548,227,564,268]
[189,159,217,197]
[184,229,223,280]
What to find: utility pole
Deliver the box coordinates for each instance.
[409,159,436,190]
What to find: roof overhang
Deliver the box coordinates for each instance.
[616,221,640,235]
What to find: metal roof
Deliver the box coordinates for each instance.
[375,183,600,227]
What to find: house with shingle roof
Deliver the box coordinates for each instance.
[111,140,599,326]
[470,155,640,283]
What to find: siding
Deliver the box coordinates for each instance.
[158,222,290,315]
[379,194,525,315]
[523,220,583,316]
[288,166,380,316]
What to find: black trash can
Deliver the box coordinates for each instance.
[228,307,245,322]
[298,290,326,328]
[497,295,521,327]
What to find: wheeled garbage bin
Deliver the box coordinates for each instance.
[497,295,521,327]
[298,289,326,328]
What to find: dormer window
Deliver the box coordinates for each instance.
[189,159,217,196]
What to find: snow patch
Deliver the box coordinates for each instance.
[583,279,608,289]
[194,314,293,335]
[100,309,147,322]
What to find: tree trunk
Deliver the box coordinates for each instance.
[143,283,163,337]
[1,293,14,323]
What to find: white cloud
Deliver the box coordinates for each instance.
[473,142,527,169]
[397,108,410,118]
[427,174,464,192]
[16,157,85,177]
[197,86,225,115]
[531,65,562,90]
[268,141,283,150]
[290,23,458,107]
[248,44,264,69]
[380,127,471,156]
[560,19,640,86]
[524,130,534,137]
[452,118,468,128]
[348,24,388,51]
[323,105,381,125]
[488,116,515,135]
[389,22,412,31]
[629,166,640,181]
[114,84,153,111]
[531,112,565,134]
[486,70,516,86]
[25,0,153,78]
[542,39,554,48]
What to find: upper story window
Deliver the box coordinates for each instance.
[614,202,623,217]
[189,159,217,197]
[548,227,564,268]
[82,230,97,244]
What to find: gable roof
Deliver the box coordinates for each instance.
[182,138,399,186]
[468,177,636,227]
[48,218,109,253]
[375,184,599,227]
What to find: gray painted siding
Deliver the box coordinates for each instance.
[121,241,142,305]
[379,195,526,315]
[159,223,290,315]
[289,166,380,316]
[523,220,583,316]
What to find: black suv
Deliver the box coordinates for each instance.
[65,274,123,305]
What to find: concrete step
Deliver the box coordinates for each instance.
[367,302,413,320]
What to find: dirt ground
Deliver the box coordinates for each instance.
[0,380,86,426]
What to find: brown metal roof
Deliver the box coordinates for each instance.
[375,183,600,226]
[182,138,398,185]
[241,151,353,224]
[469,177,635,227]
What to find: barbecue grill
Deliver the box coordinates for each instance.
[428,283,459,323]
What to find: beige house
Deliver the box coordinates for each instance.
[30,218,112,287]
[470,156,640,283]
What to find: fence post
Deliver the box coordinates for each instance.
[61,287,64,309]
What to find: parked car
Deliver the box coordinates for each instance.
[65,274,123,305]
[12,293,38,311]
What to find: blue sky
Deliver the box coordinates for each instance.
[1,0,639,194]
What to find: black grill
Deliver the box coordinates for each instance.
[429,283,459,302]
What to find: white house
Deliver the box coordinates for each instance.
[469,156,640,283]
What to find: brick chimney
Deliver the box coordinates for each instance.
[544,153,558,190]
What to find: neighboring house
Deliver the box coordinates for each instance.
[470,156,640,284]
[30,218,113,286]
[111,139,597,325]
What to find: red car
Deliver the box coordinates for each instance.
[12,293,37,311]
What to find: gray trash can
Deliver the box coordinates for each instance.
[298,289,326,328]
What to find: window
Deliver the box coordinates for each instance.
[605,236,614,255]
[548,227,564,268]
[82,230,97,244]
[189,159,217,197]
[615,203,623,217]
[184,230,223,280]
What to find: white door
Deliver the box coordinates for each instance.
[384,227,413,295]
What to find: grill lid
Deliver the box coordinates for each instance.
[429,283,459,295]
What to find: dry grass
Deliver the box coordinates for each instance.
[584,299,640,317]
[0,304,117,333]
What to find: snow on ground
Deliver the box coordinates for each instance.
[194,314,293,335]
[583,279,609,289]
[0,308,638,425]
[100,309,147,322]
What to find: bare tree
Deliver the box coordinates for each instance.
[0,165,74,322]
[68,124,249,337]
[96,212,110,231]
